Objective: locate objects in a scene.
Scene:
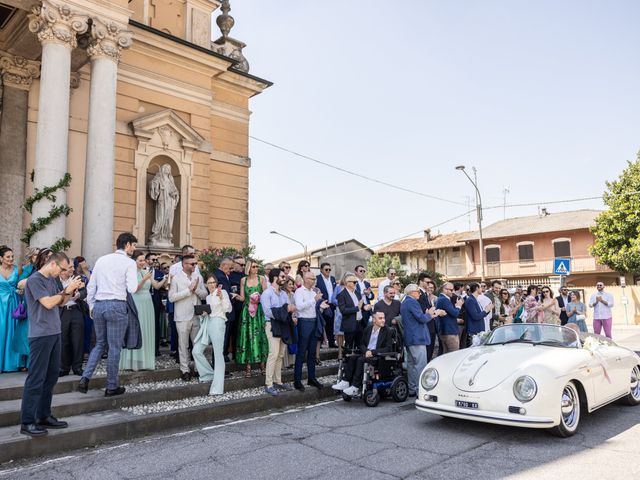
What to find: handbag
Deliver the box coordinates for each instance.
[12,303,27,321]
[194,304,211,316]
[576,314,586,321]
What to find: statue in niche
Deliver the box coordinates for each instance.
[148,164,179,246]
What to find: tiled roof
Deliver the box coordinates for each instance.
[377,231,472,253]
[461,209,602,241]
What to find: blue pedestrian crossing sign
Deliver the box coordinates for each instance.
[553,258,571,275]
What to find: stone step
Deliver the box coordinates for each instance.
[0,348,340,401]
[0,375,339,464]
[0,363,338,428]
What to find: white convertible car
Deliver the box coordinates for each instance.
[415,323,640,436]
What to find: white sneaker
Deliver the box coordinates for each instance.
[332,380,350,391]
[343,386,359,396]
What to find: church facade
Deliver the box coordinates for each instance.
[0,0,270,264]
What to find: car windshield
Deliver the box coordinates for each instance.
[485,324,580,348]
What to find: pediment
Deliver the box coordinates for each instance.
[131,109,205,150]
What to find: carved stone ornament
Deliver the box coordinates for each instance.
[216,0,234,39]
[87,17,133,62]
[0,54,40,91]
[28,0,89,48]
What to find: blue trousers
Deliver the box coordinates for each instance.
[20,334,60,424]
[294,318,318,383]
[82,300,128,390]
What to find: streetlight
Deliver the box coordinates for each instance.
[270,230,308,261]
[455,165,485,281]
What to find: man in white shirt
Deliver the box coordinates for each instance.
[377,267,397,300]
[78,233,139,397]
[293,272,328,391]
[589,282,614,339]
[169,245,200,278]
[169,254,207,380]
[476,293,493,333]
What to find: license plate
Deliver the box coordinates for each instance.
[456,400,478,409]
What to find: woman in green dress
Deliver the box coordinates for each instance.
[235,260,269,377]
[119,251,158,371]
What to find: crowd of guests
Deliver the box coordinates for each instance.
[0,233,617,436]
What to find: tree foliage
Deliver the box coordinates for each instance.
[589,156,640,273]
[366,253,402,278]
[199,244,263,279]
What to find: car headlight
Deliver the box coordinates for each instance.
[421,368,439,391]
[513,376,537,403]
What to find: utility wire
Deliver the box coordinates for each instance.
[322,209,475,259]
[250,136,468,206]
[484,190,640,210]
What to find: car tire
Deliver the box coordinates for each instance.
[549,381,580,437]
[341,392,352,402]
[622,365,640,406]
[364,389,380,407]
[391,377,409,402]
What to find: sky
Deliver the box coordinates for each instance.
[226,1,640,261]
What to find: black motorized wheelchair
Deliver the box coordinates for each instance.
[337,320,408,407]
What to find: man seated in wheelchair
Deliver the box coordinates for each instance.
[332,311,395,396]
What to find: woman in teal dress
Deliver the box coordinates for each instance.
[11,247,40,369]
[235,260,269,377]
[119,251,157,371]
[0,246,29,372]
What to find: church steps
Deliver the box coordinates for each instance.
[0,377,339,465]
[0,364,338,428]
[0,348,339,401]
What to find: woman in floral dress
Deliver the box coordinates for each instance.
[235,260,269,377]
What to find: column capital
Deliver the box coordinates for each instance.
[0,54,40,91]
[28,0,89,49]
[86,17,133,63]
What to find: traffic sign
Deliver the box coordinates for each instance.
[553,258,570,275]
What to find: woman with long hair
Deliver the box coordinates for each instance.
[566,290,588,333]
[236,260,269,377]
[193,276,232,394]
[498,288,513,325]
[11,247,40,369]
[0,246,28,372]
[295,261,310,289]
[539,286,561,324]
[119,250,158,371]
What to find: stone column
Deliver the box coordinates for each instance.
[0,55,40,257]
[81,18,132,265]
[27,0,88,248]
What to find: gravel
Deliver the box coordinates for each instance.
[123,375,338,416]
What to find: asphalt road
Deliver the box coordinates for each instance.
[2,393,639,480]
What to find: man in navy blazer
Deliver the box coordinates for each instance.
[354,265,374,326]
[464,283,493,344]
[316,262,337,348]
[435,282,464,354]
[400,284,435,397]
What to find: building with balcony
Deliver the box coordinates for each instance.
[460,209,615,287]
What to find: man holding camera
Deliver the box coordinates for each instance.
[20,252,84,436]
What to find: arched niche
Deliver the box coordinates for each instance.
[145,155,182,247]
[131,109,205,248]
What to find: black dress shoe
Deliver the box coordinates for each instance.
[20,423,47,437]
[36,416,68,429]
[77,377,89,394]
[294,381,305,391]
[315,359,323,366]
[73,369,83,377]
[181,372,191,382]
[308,378,323,389]
[59,370,69,377]
[105,386,126,397]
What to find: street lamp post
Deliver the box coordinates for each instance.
[455,165,485,281]
[270,230,308,261]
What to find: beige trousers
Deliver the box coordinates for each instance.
[441,334,460,354]
[265,322,287,387]
[176,317,200,374]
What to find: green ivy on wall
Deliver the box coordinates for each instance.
[21,172,73,251]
